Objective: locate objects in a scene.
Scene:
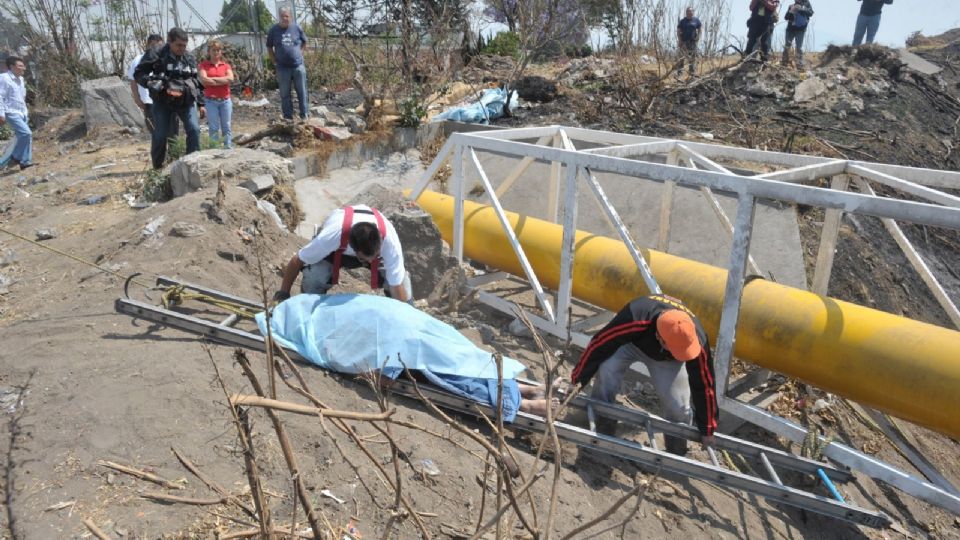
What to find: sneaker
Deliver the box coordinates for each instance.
[19,162,34,171]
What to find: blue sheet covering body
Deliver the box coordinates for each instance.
[255,294,525,420]
[432,87,518,124]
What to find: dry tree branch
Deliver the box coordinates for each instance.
[228,395,395,421]
[234,350,325,540]
[171,447,257,519]
[559,469,659,540]
[140,492,227,506]
[206,346,272,538]
[96,461,182,491]
[82,518,113,540]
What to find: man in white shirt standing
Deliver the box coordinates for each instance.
[275,205,412,303]
[128,34,164,133]
[0,56,33,170]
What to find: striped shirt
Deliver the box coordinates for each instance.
[0,71,28,117]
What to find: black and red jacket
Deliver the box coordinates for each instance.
[571,295,719,436]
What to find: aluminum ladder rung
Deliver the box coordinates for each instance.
[760,452,783,485]
[644,419,659,451]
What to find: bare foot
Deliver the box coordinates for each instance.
[519,397,561,417]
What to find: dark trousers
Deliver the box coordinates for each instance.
[783,27,807,67]
[143,103,180,138]
[150,101,200,169]
[678,40,698,74]
[745,20,774,61]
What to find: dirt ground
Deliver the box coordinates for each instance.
[2,40,960,539]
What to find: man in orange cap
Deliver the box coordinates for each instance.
[571,294,718,455]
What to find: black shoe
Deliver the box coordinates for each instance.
[19,162,34,171]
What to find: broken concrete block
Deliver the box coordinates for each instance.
[166,148,293,198]
[35,228,58,241]
[81,76,145,131]
[256,139,294,157]
[240,174,276,193]
[322,110,345,126]
[793,77,827,103]
[345,115,366,134]
[314,126,353,142]
[170,222,206,237]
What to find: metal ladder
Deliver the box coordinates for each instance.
[114,276,891,529]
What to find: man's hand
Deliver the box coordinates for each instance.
[273,290,291,302]
[199,106,206,120]
[701,434,716,448]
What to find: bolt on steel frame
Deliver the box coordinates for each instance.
[407,125,960,515]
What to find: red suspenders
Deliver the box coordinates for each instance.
[330,206,387,289]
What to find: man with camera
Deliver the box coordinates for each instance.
[135,27,206,170]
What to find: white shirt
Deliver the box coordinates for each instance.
[298,205,406,287]
[0,71,28,117]
[127,53,152,105]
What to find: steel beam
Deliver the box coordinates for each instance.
[469,149,555,322]
[452,133,960,230]
[714,195,757,394]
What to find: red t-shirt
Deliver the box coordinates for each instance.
[199,61,232,99]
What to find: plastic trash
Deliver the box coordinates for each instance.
[319,488,345,504]
[420,458,441,477]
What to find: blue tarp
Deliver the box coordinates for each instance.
[432,87,518,124]
[255,294,526,420]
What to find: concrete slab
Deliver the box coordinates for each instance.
[293,149,425,238]
[898,49,942,75]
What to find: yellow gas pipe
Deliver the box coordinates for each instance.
[411,189,960,439]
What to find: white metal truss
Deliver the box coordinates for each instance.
[408,125,960,516]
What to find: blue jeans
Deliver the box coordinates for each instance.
[590,342,692,453]
[853,14,882,46]
[2,113,32,166]
[205,98,233,148]
[151,101,200,169]
[276,64,308,119]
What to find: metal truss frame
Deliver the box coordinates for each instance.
[407,125,960,515]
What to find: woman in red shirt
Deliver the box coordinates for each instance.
[198,40,235,148]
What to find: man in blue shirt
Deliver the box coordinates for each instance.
[267,8,309,120]
[676,7,702,77]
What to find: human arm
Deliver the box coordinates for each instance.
[133,48,160,89]
[266,29,277,63]
[569,305,645,385]
[798,1,814,16]
[684,344,719,437]
[277,253,305,298]
[299,26,307,52]
[388,284,410,303]
[0,77,9,123]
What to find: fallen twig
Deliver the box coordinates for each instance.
[141,491,226,506]
[171,447,256,518]
[82,517,113,540]
[96,460,182,490]
[229,394,395,421]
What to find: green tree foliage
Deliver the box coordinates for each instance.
[218,0,273,33]
[482,31,520,58]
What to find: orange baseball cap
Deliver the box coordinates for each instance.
[656,310,702,361]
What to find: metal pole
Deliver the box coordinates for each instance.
[171,0,182,28]
[453,145,465,262]
[556,165,579,331]
[714,194,757,395]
